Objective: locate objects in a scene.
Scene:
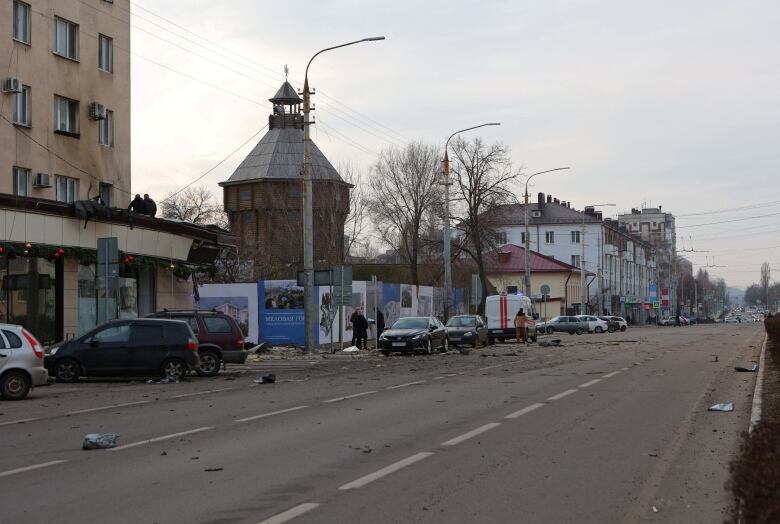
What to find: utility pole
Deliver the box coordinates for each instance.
[597,232,603,315]
[441,123,501,321]
[301,37,384,352]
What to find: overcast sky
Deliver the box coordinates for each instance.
[129,0,780,289]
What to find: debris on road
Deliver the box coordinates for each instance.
[735,364,759,372]
[203,468,223,472]
[250,341,273,354]
[342,346,360,353]
[82,433,119,450]
[147,378,179,384]
[709,403,734,412]
[254,373,276,384]
[539,339,563,347]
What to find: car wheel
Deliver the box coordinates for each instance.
[595,326,603,333]
[608,326,616,333]
[576,328,584,335]
[546,327,555,334]
[620,326,627,332]
[441,337,449,353]
[161,358,187,381]
[54,358,80,383]
[196,350,220,377]
[0,371,30,401]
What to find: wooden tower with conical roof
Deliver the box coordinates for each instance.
[220,79,352,278]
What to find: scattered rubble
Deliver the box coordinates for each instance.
[709,403,734,412]
[254,373,276,384]
[734,364,759,372]
[82,433,119,450]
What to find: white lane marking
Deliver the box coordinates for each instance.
[108,427,212,451]
[432,376,445,380]
[256,503,321,524]
[505,403,545,419]
[0,460,67,478]
[0,417,39,427]
[441,423,502,446]
[67,400,150,415]
[602,371,622,378]
[547,389,578,401]
[339,452,434,490]
[578,379,602,389]
[324,390,377,403]
[621,367,630,371]
[387,380,425,390]
[444,373,458,377]
[173,387,233,398]
[235,405,309,423]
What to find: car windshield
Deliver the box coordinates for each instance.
[391,318,428,330]
[447,316,476,327]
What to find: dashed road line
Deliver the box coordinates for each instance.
[0,417,39,427]
[257,503,321,524]
[621,367,630,371]
[578,379,602,389]
[339,452,434,490]
[602,371,622,378]
[324,391,377,403]
[0,460,67,478]
[235,405,310,423]
[443,373,458,377]
[173,387,233,398]
[109,427,213,451]
[547,389,578,401]
[432,376,445,380]
[442,423,501,446]
[505,403,545,419]
[67,400,150,415]
[387,380,426,390]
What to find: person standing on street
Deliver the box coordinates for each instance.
[128,194,146,214]
[514,308,527,344]
[350,308,360,347]
[353,310,369,350]
[376,309,385,337]
[143,194,157,217]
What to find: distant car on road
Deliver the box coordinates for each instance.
[541,316,586,335]
[609,316,628,331]
[597,316,620,333]
[45,319,199,382]
[658,317,676,326]
[445,315,488,348]
[0,324,48,400]
[379,316,448,356]
[147,309,247,376]
[576,315,609,333]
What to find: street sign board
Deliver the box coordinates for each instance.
[653,300,661,309]
[540,284,551,296]
[471,274,482,306]
[297,270,334,287]
[332,265,353,306]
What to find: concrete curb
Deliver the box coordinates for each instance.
[748,334,768,433]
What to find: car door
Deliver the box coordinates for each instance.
[129,322,166,374]
[79,323,132,375]
[429,318,442,347]
[0,331,10,374]
[476,316,487,343]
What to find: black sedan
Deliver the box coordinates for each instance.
[379,316,448,356]
[445,315,488,348]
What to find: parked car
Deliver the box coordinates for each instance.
[146,309,247,376]
[0,324,48,400]
[485,294,538,343]
[541,316,586,335]
[597,316,620,333]
[45,319,199,382]
[445,315,488,348]
[379,316,448,356]
[658,317,676,326]
[576,315,609,333]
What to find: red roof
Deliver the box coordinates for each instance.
[482,244,593,274]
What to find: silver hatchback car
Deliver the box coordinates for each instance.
[0,324,48,400]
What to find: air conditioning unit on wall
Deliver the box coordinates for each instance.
[88,102,107,120]
[33,173,52,188]
[2,77,22,93]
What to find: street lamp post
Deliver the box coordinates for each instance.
[522,168,570,296]
[441,123,500,320]
[302,36,384,352]
[579,203,615,314]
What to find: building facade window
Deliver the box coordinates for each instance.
[496,231,507,245]
[12,166,30,196]
[99,109,113,146]
[55,175,79,203]
[12,85,31,126]
[54,17,79,60]
[99,182,112,206]
[571,255,581,268]
[571,230,580,243]
[54,95,79,135]
[98,34,113,72]
[545,231,555,244]
[13,1,31,44]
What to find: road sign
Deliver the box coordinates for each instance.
[297,270,334,287]
[653,301,661,309]
[471,274,482,306]
[540,284,551,296]
[332,265,353,306]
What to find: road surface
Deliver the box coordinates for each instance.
[0,323,763,523]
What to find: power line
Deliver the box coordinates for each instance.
[676,199,780,218]
[677,211,780,229]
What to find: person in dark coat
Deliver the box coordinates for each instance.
[353,310,369,350]
[143,194,157,217]
[376,309,385,336]
[128,194,146,214]
[350,308,360,347]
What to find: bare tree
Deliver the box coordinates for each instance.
[449,137,520,314]
[761,261,771,307]
[161,186,224,226]
[339,162,371,261]
[368,141,441,286]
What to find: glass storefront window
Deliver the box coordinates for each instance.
[78,263,97,335]
[0,257,58,345]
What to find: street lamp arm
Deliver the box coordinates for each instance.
[524,167,570,197]
[305,37,386,81]
[444,123,501,153]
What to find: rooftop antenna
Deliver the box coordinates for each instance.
[284,64,289,81]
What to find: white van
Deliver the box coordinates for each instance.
[485,294,538,343]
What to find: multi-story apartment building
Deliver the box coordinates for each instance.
[0,1,232,344]
[487,193,657,321]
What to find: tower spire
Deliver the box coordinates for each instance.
[284,64,289,81]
